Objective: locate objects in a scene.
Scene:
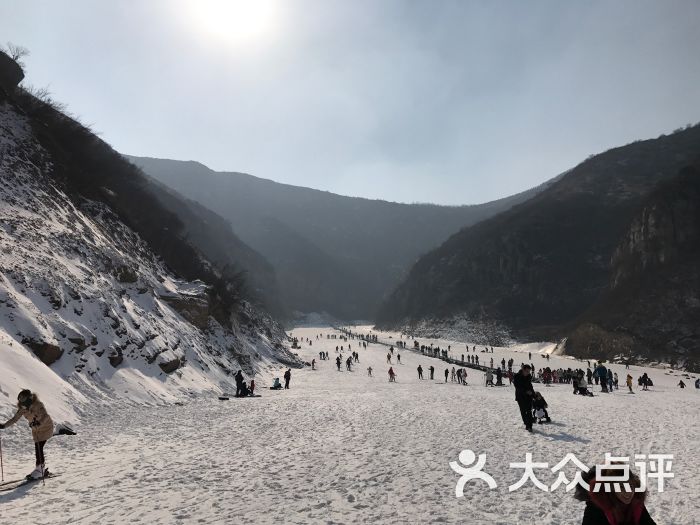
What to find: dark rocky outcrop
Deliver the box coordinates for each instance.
[23,339,64,366]
[159,356,185,374]
[0,51,24,97]
[108,352,124,368]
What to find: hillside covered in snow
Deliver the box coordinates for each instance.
[0,56,300,423]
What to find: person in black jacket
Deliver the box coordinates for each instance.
[513,365,535,431]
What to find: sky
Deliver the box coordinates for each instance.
[2,0,700,205]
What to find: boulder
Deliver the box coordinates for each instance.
[109,353,123,368]
[159,356,185,374]
[23,339,63,366]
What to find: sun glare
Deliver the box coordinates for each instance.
[188,0,278,46]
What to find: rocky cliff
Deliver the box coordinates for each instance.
[566,165,700,369]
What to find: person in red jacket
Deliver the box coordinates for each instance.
[575,466,657,524]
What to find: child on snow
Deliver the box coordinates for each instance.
[532,392,551,424]
[0,389,54,479]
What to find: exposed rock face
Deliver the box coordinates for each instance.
[611,165,700,287]
[566,166,700,370]
[0,51,24,97]
[161,295,210,330]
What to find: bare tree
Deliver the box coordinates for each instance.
[4,42,30,67]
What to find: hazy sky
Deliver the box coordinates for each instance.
[2,1,700,205]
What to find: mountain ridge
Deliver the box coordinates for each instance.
[128,155,561,319]
[376,123,700,368]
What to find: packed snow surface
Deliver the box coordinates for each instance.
[0,324,698,524]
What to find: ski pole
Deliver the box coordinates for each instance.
[0,434,4,482]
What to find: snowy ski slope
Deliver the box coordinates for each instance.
[0,324,697,524]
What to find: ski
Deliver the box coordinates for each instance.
[0,473,60,492]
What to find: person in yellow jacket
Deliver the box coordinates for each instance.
[626,374,634,393]
[0,389,54,479]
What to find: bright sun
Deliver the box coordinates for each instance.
[188,0,279,46]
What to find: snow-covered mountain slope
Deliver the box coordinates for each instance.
[0,100,298,423]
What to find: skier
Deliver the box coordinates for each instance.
[388,367,396,382]
[311,359,316,370]
[336,356,342,371]
[429,365,435,380]
[367,366,373,377]
[284,368,291,389]
[250,379,256,395]
[397,353,401,364]
[0,389,54,479]
[678,380,686,389]
[386,352,392,364]
[444,368,449,383]
[513,365,535,432]
[528,351,532,360]
[626,374,634,393]
[641,373,650,391]
[417,365,423,380]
